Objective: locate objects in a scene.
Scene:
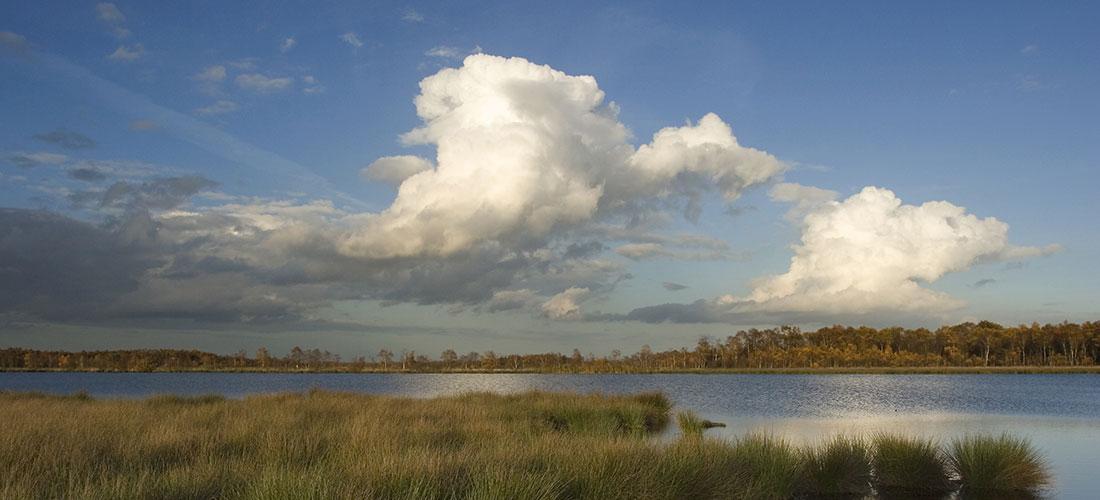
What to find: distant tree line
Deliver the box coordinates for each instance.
[1,321,1098,372]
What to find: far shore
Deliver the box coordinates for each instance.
[3,365,1100,375]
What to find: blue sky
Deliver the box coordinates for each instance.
[1,1,1097,356]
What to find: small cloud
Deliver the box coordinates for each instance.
[1016,74,1045,92]
[68,167,108,182]
[362,155,433,184]
[970,278,997,288]
[402,9,424,23]
[1004,261,1028,271]
[8,152,68,168]
[723,205,757,217]
[615,243,669,260]
[301,75,325,94]
[192,65,226,82]
[789,160,833,173]
[340,32,364,48]
[769,182,839,221]
[235,73,293,93]
[1020,44,1039,56]
[662,282,688,291]
[541,287,590,320]
[425,45,481,60]
[195,100,239,115]
[129,119,157,131]
[0,31,28,50]
[111,27,131,39]
[96,3,125,24]
[108,43,144,62]
[227,58,258,70]
[280,37,296,53]
[34,129,96,149]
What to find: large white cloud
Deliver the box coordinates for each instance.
[625,185,1059,323]
[739,185,1058,315]
[338,54,785,260]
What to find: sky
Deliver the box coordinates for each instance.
[1,1,1097,357]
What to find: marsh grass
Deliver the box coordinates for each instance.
[0,390,1051,499]
[727,434,802,499]
[676,410,707,436]
[949,434,1050,497]
[872,433,952,496]
[796,435,872,498]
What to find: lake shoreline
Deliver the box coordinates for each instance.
[4,365,1100,374]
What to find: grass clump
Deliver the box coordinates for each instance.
[872,433,952,496]
[729,434,803,499]
[949,433,1050,497]
[796,435,872,497]
[676,410,707,436]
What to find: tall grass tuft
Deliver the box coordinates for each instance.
[676,411,707,436]
[730,434,803,500]
[949,433,1050,496]
[796,435,872,497]
[872,433,953,495]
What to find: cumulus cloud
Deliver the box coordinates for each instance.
[361,155,434,185]
[339,32,363,48]
[625,186,1060,323]
[541,287,590,320]
[339,54,784,261]
[769,182,837,220]
[402,9,424,23]
[1,54,785,326]
[235,73,293,92]
[741,186,1058,315]
[34,129,95,149]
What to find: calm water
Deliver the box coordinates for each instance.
[2,373,1098,498]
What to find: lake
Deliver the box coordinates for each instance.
[2,372,1098,498]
